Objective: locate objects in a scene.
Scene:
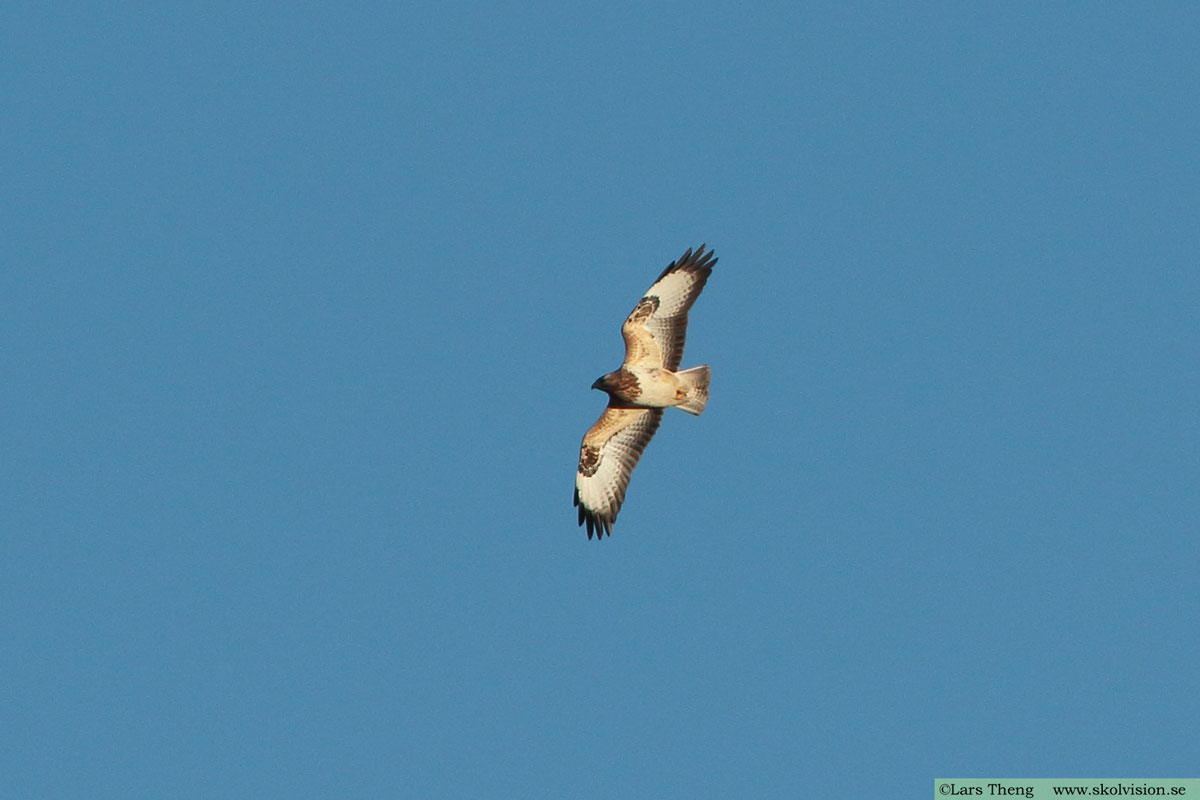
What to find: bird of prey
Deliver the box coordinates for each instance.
[573,245,716,539]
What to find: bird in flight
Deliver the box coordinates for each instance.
[573,245,716,539]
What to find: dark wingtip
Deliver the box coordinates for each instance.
[576,504,614,540]
[658,244,717,281]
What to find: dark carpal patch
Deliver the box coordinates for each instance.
[578,444,602,477]
[629,295,659,323]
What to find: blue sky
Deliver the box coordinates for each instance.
[4,2,1198,797]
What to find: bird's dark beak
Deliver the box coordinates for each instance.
[591,376,605,391]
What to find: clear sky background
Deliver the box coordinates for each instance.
[4,2,1198,797]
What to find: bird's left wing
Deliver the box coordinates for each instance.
[621,245,716,370]
[574,406,664,539]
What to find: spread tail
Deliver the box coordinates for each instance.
[675,365,710,415]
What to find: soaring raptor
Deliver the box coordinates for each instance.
[574,245,716,539]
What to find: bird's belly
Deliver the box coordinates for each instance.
[626,368,683,407]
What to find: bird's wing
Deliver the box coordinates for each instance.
[574,406,664,539]
[621,245,716,371]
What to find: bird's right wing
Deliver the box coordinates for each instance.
[574,405,664,539]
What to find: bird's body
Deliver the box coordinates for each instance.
[573,246,716,539]
[593,365,707,409]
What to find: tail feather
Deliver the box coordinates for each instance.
[675,365,711,415]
